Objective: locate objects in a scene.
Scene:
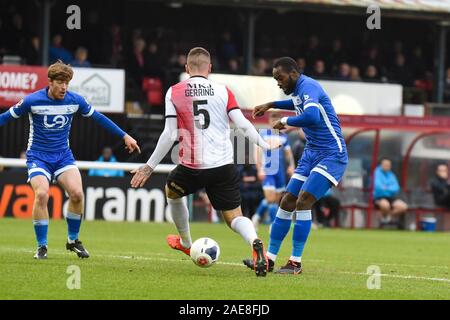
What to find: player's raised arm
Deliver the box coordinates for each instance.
[273,107,320,130]
[274,83,321,130]
[252,102,274,118]
[226,87,280,150]
[130,88,178,188]
[229,109,282,150]
[252,100,295,119]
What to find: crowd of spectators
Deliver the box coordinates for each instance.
[1,4,449,105]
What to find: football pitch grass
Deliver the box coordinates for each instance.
[0,218,449,300]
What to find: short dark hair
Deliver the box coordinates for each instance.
[379,157,391,164]
[273,57,300,73]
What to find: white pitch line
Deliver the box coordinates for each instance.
[340,272,450,283]
[369,262,449,270]
[2,247,449,284]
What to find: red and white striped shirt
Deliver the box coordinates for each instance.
[166,75,239,169]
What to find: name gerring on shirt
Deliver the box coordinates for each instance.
[185,83,214,97]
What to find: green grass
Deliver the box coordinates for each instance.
[0,218,449,300]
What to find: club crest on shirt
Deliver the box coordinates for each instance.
[292,95,302,106]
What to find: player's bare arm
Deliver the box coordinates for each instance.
[124,134,141,154]
[252,102,275,118]
[130,164,153,188]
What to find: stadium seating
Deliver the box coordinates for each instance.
[142,77,163,107]
[406,188,450,231]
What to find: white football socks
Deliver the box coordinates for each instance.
[167,197,192,248]
[231,216,258,246]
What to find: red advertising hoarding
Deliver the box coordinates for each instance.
[0,65,48,108]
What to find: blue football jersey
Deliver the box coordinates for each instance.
[291,75,346,153]
[8,88,94,152]
[259,129,290,176]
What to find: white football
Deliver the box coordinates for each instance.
[190,237,220,268]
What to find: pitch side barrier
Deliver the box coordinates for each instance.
[0,159,175,222]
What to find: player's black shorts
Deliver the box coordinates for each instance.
[166,164,241,211]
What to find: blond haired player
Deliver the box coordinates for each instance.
[130,47,279,277]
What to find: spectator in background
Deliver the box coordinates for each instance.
[349,65,361,81]
[82,10,102,63]
[389,53,412,86]
[127,38,146,88]
[296,57,306,73]
[6,13,27,56]
[410,46,426,80]
[144,42,164,79]
[131,28,143,44]
[336,62,350,81]
[251,58,270,76]
[361,46,382,73]
[327,38,347,74]
[364,65,380,82]
[373,158,408,228]
[168,52,187,85]
[305,34,321,66]
[88,147,124,177]
[430,163,450,209]
[25,35,40,65]
[388,40,404,69]
[311,59,327,79]
[227,58,242,74]
[218,31,238,64]
[444,67,450,103]
[71,47,91,68]
[104,24,124,67]
[49,34,73,64]
[312,189,341,228]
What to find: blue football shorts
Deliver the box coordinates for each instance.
[286,148,348,200]
[26,149,77,183]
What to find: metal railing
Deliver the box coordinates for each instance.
[0,158,175,173]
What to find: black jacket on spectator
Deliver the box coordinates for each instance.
[430,176,450,208]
